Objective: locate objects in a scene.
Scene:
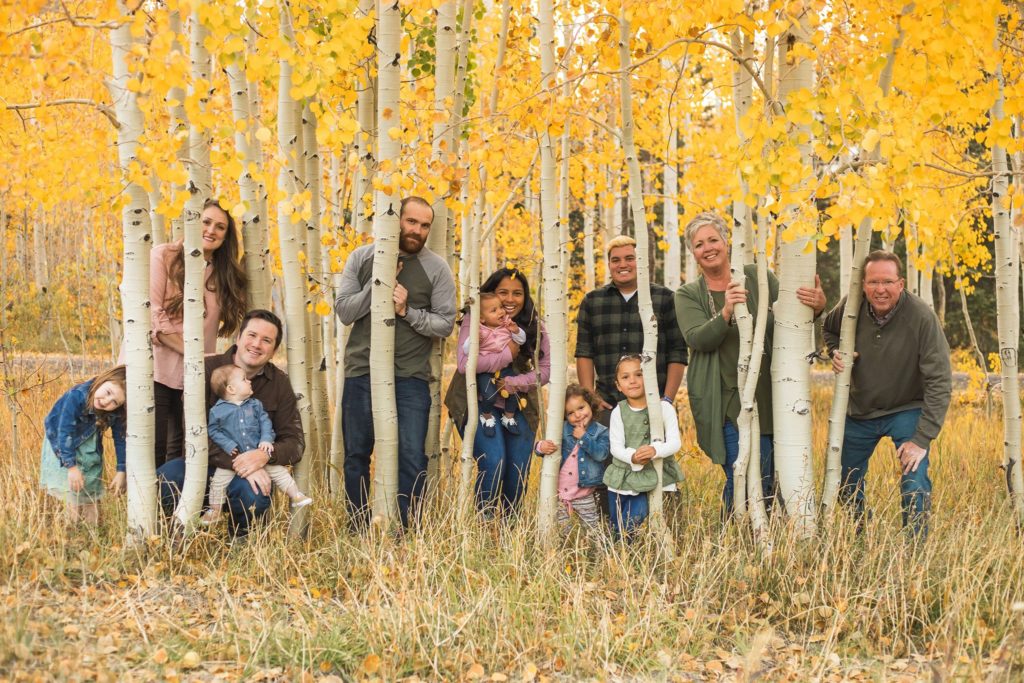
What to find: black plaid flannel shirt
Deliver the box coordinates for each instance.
[574,283,689,405]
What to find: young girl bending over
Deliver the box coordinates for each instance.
[201,364,312,525]
[535,384,610,535]
[466,291,526,437]
[603,355,684,539]
[39,365,128,525]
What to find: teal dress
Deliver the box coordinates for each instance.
[40,431,104,505]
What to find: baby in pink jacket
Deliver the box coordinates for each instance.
[463,292,526,436]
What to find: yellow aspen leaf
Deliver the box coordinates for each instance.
[861,129,880,153]
[387,126,403,140]
[181,652,201,669]
[231,202,247,218]
[255,127,272,143]
[153,648,169,664]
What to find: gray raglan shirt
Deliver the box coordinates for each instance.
[335,244,456,381]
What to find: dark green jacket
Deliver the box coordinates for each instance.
[674,265,779,465]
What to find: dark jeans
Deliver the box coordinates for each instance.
[608,490,649,540]
[468,405,536,516]
[722,420,775,519]
[476,369,513,416]
[153,382,184,468]
[157,457,271,537]
[342,375,431,529]
[839,408,931,537]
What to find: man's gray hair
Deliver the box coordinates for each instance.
[683,211,729,253]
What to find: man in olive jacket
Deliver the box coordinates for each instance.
[823,250,951,536]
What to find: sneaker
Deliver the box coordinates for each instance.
[480,414,497,438]
[500,414,520,435]
[200,509,222,526]
[292,495,313,509]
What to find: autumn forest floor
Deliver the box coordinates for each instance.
[1,361,1023,682]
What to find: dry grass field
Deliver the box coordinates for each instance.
[1,362,1022,681]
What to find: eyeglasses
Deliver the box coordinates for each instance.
[865,280,901,289]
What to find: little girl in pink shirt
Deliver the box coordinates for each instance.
[535,385,610,535]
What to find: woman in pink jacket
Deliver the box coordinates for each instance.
[149,199,247,466]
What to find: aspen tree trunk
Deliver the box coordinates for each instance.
[446,0,474,260]
[770,22,817,537]
[109,1,157,538]
[351,0,377,235]
[839,223,852,296]
[367,0,403,526]
[535,0,569,539]
[244,15,272,307]
[227,58,271,309]
[173,5,213,529]
[166,9,187,243]
[584,180,596,291]
[616,12,668,525]
[454,0,510,499]
[559,24,572,278]
[425,0,458,496]
[32,209,48,290]
[663,125,680,291]
[273,4,315,538]
[992,61,1024,524]
[303,102,330,491]
[820,11,906,514]
[919,267,934,311]
[730,30,753,259]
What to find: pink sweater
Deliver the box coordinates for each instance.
[455,314,551,394]
[149,242,222,389]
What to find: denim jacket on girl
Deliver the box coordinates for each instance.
[558,420,610,487]
[44,380,126,471]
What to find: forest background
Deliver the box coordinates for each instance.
[2,0,1024,680]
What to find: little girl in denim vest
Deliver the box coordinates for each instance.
[201,364,311,525]
[534,384,610,536]
[39,365,127,525]
[603,355,684,539]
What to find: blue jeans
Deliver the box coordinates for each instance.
[342,375,430,529]
[157,456,271,537]
[839,408,931,536]
[722,420,775,519]
[470,405,535,516]
[476,369,514,416]
[608,490,649,540]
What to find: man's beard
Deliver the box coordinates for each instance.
[399,233,425,254]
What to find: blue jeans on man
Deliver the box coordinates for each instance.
[157,457,271,537]
[839,408,931,536]
[721,420,775,520]
[342,375,431,529]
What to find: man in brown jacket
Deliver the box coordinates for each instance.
[158,309,305,537]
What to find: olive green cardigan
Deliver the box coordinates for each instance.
[673,264,779,465]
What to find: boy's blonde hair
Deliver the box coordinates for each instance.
[210,364,244,399]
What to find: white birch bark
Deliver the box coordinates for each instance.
[167,9,187,243]
[770,21,817,537]
[535,0,568,539]
[303,102,329,492]
[663,124,680,291]
[351,0,377,235]
[919,267,934,311]
[227,58,271,309]
[618,12,667,516]
[274,5,315,538]
[584,180,596,292]
[173,5,212,529]
[108,1,156,539]
[32,208,48,291]
[368,0,403,526]
[820,10,907,514]
[992,60,1024,524]
[559,25,572,278]
[839,221,852,296]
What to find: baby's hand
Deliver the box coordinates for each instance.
[258,441,275,455]
[535,440,557,455]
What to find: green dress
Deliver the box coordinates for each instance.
[40,431,104,505]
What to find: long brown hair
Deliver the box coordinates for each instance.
[164,198,248,337]
[85,365,127,431]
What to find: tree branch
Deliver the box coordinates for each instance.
[4,99,120,129]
